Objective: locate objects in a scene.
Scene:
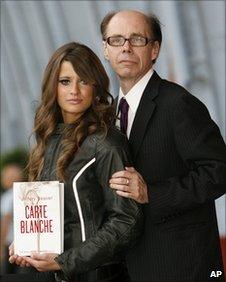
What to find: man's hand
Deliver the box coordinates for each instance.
[18,253,60,272]
[109,167,149,203]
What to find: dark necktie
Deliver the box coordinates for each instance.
[118,97,129,134]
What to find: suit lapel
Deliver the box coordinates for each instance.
[113,96,118,115]
[129,71,161,159]
[112,96,119,126]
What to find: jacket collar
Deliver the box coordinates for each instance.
[129,71,162,159]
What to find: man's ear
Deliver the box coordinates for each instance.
[151,41,160,61]
[102,41,109,60]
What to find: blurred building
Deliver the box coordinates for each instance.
[1,0,225,262]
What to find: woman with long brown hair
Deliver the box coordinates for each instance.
[9,42,142,282]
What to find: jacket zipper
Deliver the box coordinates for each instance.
[72,158,96,242]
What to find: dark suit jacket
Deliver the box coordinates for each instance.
[124,71,226,282]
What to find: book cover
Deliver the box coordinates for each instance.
[13,181,64,256]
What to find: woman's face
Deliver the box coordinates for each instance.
[57,61,93,124]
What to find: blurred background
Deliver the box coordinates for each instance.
[1,0,225,274]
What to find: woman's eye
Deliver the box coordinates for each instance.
[59,79,70,86]
[80,79,88,85]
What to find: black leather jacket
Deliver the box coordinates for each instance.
[40,124,143,281]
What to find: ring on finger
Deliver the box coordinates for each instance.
[126,178,129,185]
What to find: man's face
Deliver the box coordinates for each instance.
[103,11,160,83]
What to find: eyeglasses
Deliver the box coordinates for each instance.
[106,35,153,47]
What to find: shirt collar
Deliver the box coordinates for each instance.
[118,68,154,114]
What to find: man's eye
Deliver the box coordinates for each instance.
[131,37,142,43]
[59,79,70,86]
[112,37,122,43]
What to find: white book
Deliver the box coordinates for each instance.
[13,181,64,256]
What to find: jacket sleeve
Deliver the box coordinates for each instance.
[55,138,143,279]
[147,93,226,221]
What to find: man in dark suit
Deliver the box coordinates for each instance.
[100,10,226,282]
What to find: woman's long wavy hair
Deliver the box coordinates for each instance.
[27,42,115,182]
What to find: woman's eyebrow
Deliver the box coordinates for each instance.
[58,76,71,79]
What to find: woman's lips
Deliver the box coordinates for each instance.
[67,99,82,104]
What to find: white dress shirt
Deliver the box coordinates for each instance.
[116,68,154,138]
